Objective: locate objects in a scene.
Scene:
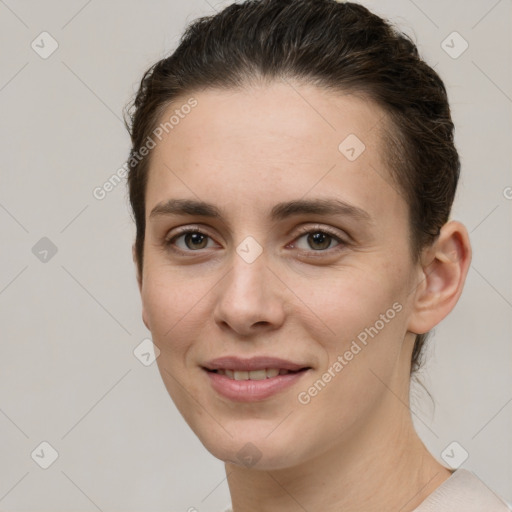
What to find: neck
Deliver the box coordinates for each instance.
[225,386,451,512]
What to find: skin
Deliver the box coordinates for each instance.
[133,80,471,512]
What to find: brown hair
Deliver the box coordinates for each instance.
[123,0,460,374]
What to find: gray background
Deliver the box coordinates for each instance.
[0,0,510,510]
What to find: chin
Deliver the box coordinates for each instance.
[196,427,310,471]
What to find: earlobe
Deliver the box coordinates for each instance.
[407,221,472,335]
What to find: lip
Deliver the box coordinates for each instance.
[203,356,309,372]
[202,356,311,402]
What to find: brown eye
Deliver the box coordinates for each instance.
[294,230,342,251]
[183,232,209,250]
[166,229,216,251]
[307,232,333,250]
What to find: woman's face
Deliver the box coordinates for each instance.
[137,81,422,469]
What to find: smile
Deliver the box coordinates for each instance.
[203,366,310,402]
[208,368,298,380]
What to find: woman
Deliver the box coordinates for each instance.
[123,1,510,510]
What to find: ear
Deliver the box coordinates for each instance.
[407,220,472,335]
[132,243,150,331]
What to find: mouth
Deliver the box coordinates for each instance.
[203,367,310,380]
[201,356,312,402]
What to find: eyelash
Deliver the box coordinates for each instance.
[164,225,348,256]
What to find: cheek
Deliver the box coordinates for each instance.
[295,258,411,402]
[141,265,208,354]
[300,261,408,342]
[294,270,408,434]
[141,268,211,422]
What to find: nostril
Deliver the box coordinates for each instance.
[253,321,271,327]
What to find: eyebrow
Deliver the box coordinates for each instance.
[149,197,372,224]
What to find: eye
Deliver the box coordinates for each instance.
[166,228,217,251]
[164,226,347,255]
[291,228,344,252]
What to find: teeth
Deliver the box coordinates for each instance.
[215,368,291,380]
[247,369,266,380]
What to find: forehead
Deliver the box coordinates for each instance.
[158,81,384,160]
[144,81,404,223]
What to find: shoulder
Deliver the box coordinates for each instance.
[413,469,511,512]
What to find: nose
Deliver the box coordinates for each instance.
[212,251,286,337]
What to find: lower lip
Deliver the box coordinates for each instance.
[203,369,310,402]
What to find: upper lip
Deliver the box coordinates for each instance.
[202,356,311,372]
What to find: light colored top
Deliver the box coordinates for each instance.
[412,469,511,511]
[221,468,511,512]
